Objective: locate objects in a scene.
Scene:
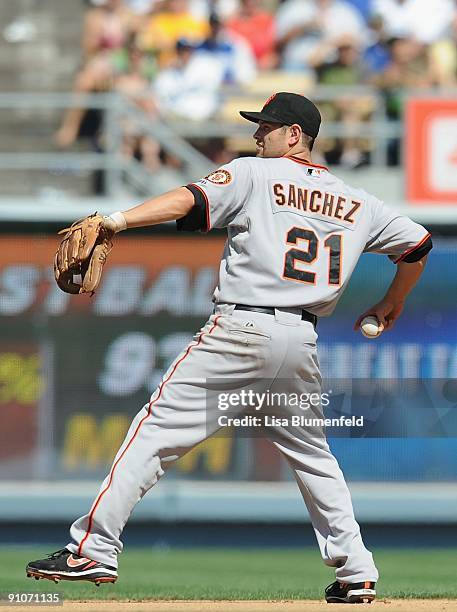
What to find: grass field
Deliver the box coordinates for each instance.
[1,546,457,601]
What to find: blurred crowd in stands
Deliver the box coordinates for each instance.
[57,0,457,178]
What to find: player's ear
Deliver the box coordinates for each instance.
[289,124,301,146]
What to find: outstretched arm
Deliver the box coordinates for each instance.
[105,187,195,231]
[54,188,196,296]
[354,256,428,331]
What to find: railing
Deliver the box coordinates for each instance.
[0,86,409,199]
[0,92,213,199]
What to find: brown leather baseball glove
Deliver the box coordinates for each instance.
[54,213,115,294]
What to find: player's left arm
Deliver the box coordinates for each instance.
[106,159,253,233]
[354,255,428,331]
[107,187,196,231]
[53,188,196,295]
[56,158,252,296]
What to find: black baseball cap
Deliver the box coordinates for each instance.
[240,92,321,138]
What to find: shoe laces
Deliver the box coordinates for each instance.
[46,548,69,559]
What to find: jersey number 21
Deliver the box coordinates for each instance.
[283,226,342,286]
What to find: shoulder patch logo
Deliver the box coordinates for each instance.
[205,169,232,185]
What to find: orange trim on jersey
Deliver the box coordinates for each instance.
[394,232,431,264]
[77,315,221,558]
[189,183,211,232]
[284,156,329,171]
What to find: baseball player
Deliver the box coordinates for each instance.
[27,92,432,604]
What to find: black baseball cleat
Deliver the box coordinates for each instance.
[325,580,376,604]
[26,548,117,586]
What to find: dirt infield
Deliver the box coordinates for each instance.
[8,600,457,612]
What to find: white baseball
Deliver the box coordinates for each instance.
[360,315,383,338]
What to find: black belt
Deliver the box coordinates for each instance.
[234,304,317,328]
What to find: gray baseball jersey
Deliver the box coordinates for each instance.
[183,156,431,316]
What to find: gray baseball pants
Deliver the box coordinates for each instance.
[67,303,378,583]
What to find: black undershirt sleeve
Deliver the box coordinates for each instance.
[176,185,209,232]
[400,236,433,263]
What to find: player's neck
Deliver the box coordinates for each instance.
[283,148,313,164]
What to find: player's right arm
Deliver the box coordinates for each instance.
[354,197,432,330]
[354,256,428,330]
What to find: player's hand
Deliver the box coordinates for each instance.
[354,299,404,332]
[54,213,115,295]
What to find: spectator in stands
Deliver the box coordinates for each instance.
[55,60,110,149]
[197,12,257,85]
[371,0,455,45]
[152,38,225,120]
[54,35,157,150]
[114,38,162,171]
[374,36,431,164]
[363,14,391,75]
[428,9,457,86]
[138,0,209,66]
[310,35,366,84]
[310,36,373,167]
[226,0,277,69]
[276,0,366,72]
[374,36,431,106]
[55,33,161,192]
[82,0,139,61]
